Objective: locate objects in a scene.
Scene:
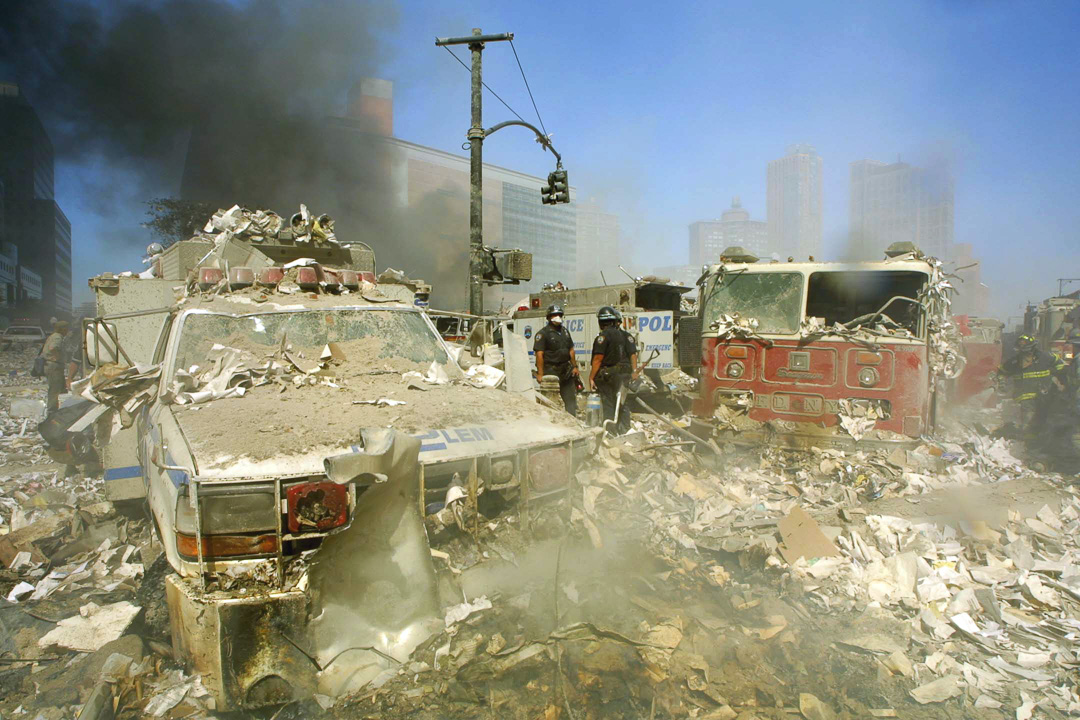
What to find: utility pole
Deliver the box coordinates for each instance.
[435,29,513,317]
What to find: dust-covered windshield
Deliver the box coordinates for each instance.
[702,271,803,334]
[174,308,456,377]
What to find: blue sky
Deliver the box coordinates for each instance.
[60,0,1080,319]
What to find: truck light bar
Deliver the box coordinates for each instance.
[257,267,285,286]
[337,270,360,290]
[198,268,224,290]
[228,266,254,290]
[296,267,319,290]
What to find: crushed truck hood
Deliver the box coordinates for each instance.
[173,396,587,478]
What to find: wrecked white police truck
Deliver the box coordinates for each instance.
[78,224,595,710]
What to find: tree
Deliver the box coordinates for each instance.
[143,198,218,248]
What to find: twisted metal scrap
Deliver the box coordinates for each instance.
[897,250,967,383]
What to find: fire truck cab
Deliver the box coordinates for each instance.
[1028,294,1080,359]
[696,245,940,447]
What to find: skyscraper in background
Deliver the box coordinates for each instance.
[688,197,769,266]
[767,145,823,259]
[848,158,954,261]
[575,199,619,287]
[0,82,70,319]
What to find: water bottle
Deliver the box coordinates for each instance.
[586,393,603,427]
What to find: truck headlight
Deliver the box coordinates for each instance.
[858,367,879,387]
[726,361,745,379]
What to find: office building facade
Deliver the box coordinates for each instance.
[689,197,770,266]
[767,145,823,259]
[849,158,954,261]
[0,83,72,319]
[575,200,619,288]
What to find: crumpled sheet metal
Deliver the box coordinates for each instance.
[893,249,966,382]
[304,428,442,697]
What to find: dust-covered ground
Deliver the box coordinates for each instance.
[3,340,1080,719]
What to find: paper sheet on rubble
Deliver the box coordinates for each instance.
[778,507,840,564]
[445,595,492,628]
[909,675,962,704]
[38,601,141,652]
[464,364,505,388]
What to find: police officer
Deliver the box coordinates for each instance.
[41,320,71,412]
[533,304,580,416]
[589,306,639,434]
[999,334,1064,447]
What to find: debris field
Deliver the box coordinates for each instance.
[2,336,1080,719]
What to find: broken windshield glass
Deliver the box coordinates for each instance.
[805,271,927,335]
[174,309,455,376]
[702,271,803,334]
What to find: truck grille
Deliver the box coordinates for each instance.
[678,316,702,367]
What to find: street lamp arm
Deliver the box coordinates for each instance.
[483,120,561,165]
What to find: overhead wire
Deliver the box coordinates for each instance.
[441,45,526,124]
[509,38,548,138]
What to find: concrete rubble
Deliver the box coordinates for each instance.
[3,339,1080,719]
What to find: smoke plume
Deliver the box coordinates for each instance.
[1,0,471,308]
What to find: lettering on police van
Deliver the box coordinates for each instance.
[415,427,496,452]
[638,315,673,333]
[566,318,585,333]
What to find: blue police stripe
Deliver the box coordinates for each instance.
[104,465,141,481]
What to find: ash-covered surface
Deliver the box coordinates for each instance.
[172,335,575,464]
[5,338,1080,719]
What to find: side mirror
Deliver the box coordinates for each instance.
[84,321,119,367]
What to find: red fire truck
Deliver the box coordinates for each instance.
[951,315,1003,405]
[1027,293,1080,359]
[694,244,946,448]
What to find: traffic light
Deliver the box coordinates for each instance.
[551,169,569,203]
[541,172,557,205]
[540,169,570,205]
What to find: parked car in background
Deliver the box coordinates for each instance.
[0,325,46,349]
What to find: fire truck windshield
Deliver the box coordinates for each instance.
[702,271,803,334]
[805,270,928,335]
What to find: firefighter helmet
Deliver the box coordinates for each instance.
[546,304,564,319]
[597,306,619,322]
[1016,334,1037,352]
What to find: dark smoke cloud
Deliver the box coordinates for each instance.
[1,0,473,308]
[0,0,393,173]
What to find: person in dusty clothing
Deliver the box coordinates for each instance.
[589,306,639,434]
[42,320,72,411]
[533,304,581,416]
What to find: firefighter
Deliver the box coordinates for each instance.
[998,334,1064,447]
[1036,331,1080,473]
[589,306,639,434]
[41,320,71,412]
[533,304,580,416]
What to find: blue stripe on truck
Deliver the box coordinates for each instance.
[104,465,142,481]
